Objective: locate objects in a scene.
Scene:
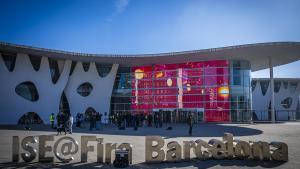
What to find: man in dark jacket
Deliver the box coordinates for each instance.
[89,112,96,130]
[154,113,159,128]
[187,113,194,136]
[148,114,152,127]
[56,112,62,127]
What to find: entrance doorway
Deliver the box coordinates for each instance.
[154,108,204,123]
[85,107,96,121]
[177,109,204,123]
[18,112,44,124]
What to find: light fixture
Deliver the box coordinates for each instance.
[134,69,144,79]
[155,71,163,78]
[167,78,172,86]
[218,86,229,98]
[187,84,191,92]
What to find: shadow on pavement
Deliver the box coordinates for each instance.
[0,123,263,137]
[0,159,286,169]
[135,160,286,169]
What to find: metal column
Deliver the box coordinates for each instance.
[269,56,275,123]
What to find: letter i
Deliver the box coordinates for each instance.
[12,136,19,162]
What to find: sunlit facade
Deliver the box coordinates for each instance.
[1,42,299,124]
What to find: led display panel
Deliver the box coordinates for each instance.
[131,60,230,122]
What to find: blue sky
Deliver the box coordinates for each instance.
[0,0,299,77]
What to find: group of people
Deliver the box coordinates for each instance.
[86,111,108,130]
[111,112,194,133]
[50,112,73,135]
[49,111,195,136]
[19,112,43,125]
[75,113,84,128]
[111,112,194,135]
[111,112,162,130]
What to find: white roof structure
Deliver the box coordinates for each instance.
[1,41,300,71]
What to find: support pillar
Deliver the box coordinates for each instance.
[269,56,275,123]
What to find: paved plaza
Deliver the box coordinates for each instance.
[0,122,299,169]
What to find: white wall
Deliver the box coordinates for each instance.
[252,79,300,120]
[0,53,71,124]
[64,62,118,123]
[0,53,119,124]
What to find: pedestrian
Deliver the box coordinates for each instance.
[56,112,62,128]
[24,113,31,130]
[58,112,67,135]
[128,113,132,127]
[99,113,102,130]
[143,114,149,127]
[154,113,158,128]
[89,112,94,130]
[68,114,73,134]
[134,114,139,130]
[187,113,194,136]
[50,113,55,129]
[76,113,80,128]
[159,112,163,128]
[148,114,152,127]
[104,112,108,126]
[56,123,64,135]
[117,113,122,129]
[96,112,101,130]
[141,114,146,127]
[80,113,85,128]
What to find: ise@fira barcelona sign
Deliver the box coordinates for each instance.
[11,133,288,164]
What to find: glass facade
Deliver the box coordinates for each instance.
[229,60,252,122]
[111,60,251,122]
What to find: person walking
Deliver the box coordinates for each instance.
[96,112,100,130]
[104,112,108,127]
[99,113,102,130]
[50,113,55,129]
[187,113,194,136]
[89,112,94,130]
[80,113,85,128]
[158,113,163,128]
[68,114,73,134]
[60,113,67,135]
[134,114,139,130]
[154,113,158,128]
[148,114,152,127]
[76,113,80,128]
[56,112,62,128]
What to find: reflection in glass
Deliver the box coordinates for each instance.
[49,58,61,84]
[77,82,93,97]
[289,82,298,94]
[260,80,269,96]
[274,80,281,93]
[29,55,42,71]
[95,63,112,77]
[15,81,39,101]
[1,52,16,72]
[251,80,257,92]
[82,62,90,72]
[281,97,293,109]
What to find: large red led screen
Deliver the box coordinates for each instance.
[131,60,230,122]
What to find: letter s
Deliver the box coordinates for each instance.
[21,136,37,162]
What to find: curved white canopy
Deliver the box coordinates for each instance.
[1,42,300,71]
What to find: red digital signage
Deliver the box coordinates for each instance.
[131,60,230,122]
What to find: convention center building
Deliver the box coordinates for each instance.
[0,42,300,124]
